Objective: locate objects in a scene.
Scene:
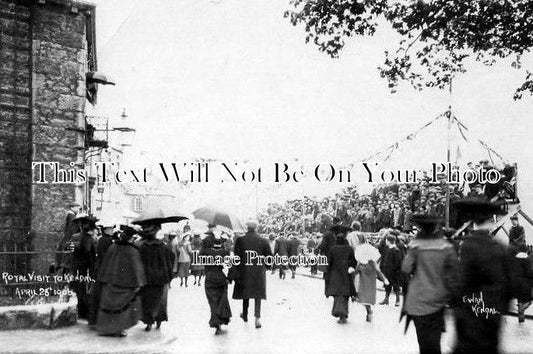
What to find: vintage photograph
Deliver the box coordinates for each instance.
[1,0,533,353]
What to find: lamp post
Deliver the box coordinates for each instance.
[113,108,136,147]
[84,108,136,215]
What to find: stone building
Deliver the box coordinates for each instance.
[0,0,96,255]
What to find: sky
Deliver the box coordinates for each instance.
[87,0,533,218]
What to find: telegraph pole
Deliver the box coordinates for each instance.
[445,77,453,228]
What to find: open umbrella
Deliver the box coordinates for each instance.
[192,206,244,232]
[132,207,189,225]
[86,71,116,85]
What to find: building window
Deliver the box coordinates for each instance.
[133,196,143,212]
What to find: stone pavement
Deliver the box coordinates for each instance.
[2,273,533,353]
[0,320,178,354]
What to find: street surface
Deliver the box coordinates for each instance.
[2,271,533,354]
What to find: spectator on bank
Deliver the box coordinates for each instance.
[509,215,526,249]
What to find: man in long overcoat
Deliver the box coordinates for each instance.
[232,219,273,329]
[452,198,512,354]
[274,234,290,279]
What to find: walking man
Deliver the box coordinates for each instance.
[232,219,273,329]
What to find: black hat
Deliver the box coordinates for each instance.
[452,198,506,223]
[410,214,443,227]
[510,215,518,221]
[331,225,351,235]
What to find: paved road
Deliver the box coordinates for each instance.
[2,273,533,353]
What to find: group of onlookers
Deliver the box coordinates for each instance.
[258,162,517,238]
[318,198,532,354]
[56,188,529,351]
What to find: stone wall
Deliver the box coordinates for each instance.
[31,1,87,257]
[0,1,33,250]
[0,0,89,261]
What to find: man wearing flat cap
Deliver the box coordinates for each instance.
[451,198,512,354]
[232,219,273,329]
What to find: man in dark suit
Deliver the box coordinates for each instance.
[232,219,273,329]
[287,232,301,279]
[317,217,341,294]
[274,234,290,279]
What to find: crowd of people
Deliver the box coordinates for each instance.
[55,213,175,336]
[312,197,532,354]
[50,160,529,353]
[258,162,517,235]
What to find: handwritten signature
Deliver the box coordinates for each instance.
[462,292,500,319]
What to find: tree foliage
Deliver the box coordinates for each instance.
[284,0,533,98]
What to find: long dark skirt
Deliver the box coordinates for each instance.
[205,283,232,328]
[96,284,141,335]
[140,284,168,325]
[177,262,191,278]
[71,280,92,319]
[190,263,204,277]
[332,295,349,319]
[88,281,103,325]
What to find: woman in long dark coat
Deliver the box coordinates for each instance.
[69,215,97,320]
[201,237,232,334]
[326,234,357,323]
[96,230,146,337]
[190,234,205,286]
[137,220,175,331]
